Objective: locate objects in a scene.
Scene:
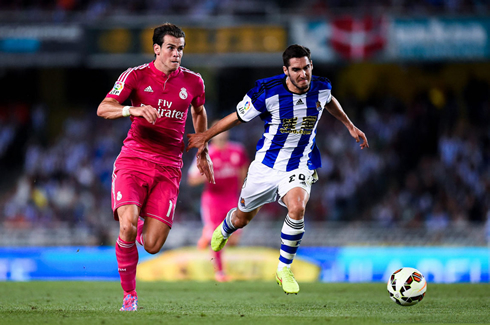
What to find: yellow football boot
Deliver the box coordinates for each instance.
[276,267,300,294]
[210,222,229,252]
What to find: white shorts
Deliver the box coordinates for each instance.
[237,160,318,212]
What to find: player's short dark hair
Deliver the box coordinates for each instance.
[282,44,311,67]
[153,23,185,46]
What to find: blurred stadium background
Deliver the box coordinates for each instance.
[0,0,489,283]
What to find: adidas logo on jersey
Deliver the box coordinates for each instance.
[295,99,304,105]
[144,86,153,92]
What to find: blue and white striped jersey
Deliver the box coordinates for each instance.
[236,73,332,172]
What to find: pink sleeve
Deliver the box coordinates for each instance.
[105,68,137,104]
[191,74,205,108]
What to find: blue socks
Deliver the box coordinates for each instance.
[278,215,305,271]
[221,208,237,239]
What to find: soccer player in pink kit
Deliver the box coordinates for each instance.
[97,23,214,311]
[187,129,249,282]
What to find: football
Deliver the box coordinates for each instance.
[387,267,427,306]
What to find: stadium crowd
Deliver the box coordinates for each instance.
[0,73,488,244]
[0,0,488,21]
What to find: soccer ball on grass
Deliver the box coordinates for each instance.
[387,267,427,306]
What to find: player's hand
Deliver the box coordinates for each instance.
[349,126,369,149]
[186,132,208,153]
[196,148,215,184]
[187,132,214,182]
[129,105,159,124]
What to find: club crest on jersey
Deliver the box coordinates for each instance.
[240,197,246,207]
[179,88,188,100]
[110,81,124,96]
[316,101,322,111]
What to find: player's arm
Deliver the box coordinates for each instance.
[187,111,241,154]
[325,96,369,149]
[187,83,259,152]
[97,97,159,124]
[190,104,215,184]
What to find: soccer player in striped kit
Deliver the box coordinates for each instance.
[187,44,369,294]
[97,23,214,311]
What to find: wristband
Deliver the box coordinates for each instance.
[122,106,131,117]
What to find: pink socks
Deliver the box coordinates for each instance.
[116,236,138,294]
[213,250,223,273]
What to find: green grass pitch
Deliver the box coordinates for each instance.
[0,281,489,324]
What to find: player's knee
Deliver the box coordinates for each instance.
[119,220,137,240]
[288,205,306,220]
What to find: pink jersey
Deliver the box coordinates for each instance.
[190,141,249,198]
[107,61,205,168]
[190,141,249,226]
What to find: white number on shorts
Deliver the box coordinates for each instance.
[166,200,174,219]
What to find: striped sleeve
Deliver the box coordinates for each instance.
[236,81,267,123]
[316,76,333,106]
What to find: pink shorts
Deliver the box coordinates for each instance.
[111,155,182,228]
[200,192,241,240]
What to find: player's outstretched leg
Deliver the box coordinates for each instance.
[211,208,237,252]
[120,291,138,311]
[275,215,304,294]
[276,267,299,294]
